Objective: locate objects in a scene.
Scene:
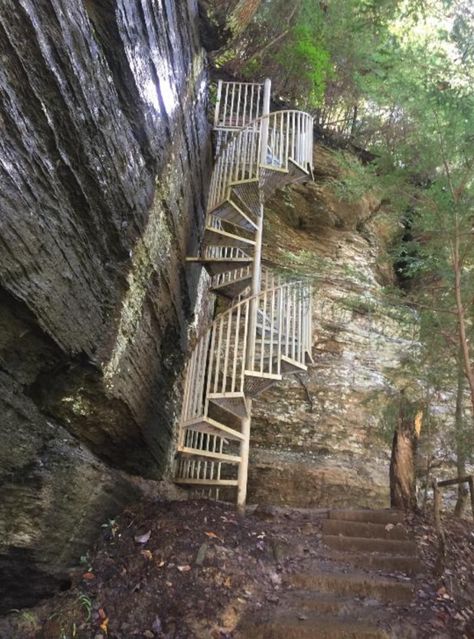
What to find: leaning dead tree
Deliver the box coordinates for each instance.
[389,391,422,511]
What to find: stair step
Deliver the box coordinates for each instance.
[280,354,307,374]
[182,416,244,441]
[230,180,261,218]
[237,614,389,639]
[328,510,404,525]
[288,157,311,181]
[260,165,292,197]
[323,535,417,556]
[186,257,252,276]
[177,446,241,463]
[244,371,281,397]
[328,551,422,576]
[211,273,252,299]
[322,519,409,541]
[229,189,258,224]
[208,393,249,419]
[283,591,385,616]
[203,226,256,250]
[209,198,257,231]
[288,570,413,604]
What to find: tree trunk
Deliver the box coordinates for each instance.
[454,352,468,516]
[390,393,420,511]
[452,233,474,417]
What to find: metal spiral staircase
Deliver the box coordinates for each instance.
[174,79,314,509]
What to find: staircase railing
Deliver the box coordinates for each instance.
[180,281,312,429]
[208,110,314,212]
[214,80,266,131]
[176,78,314,506]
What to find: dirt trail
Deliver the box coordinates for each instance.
[0,501,473,638]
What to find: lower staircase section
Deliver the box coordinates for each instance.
[175,279,312,500]
[237,509,418,638]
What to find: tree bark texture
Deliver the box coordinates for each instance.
[390,394,420,511]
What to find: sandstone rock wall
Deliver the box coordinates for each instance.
[248,146,418,508]
[0,0,210,610]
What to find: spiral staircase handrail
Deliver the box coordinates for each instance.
[181,279,312,425]
[208,110,314,212]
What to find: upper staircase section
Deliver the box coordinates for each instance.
[209,109,314,215]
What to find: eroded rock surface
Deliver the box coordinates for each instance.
[0,0,210,610]
[198,0,262,49]
[248,146,416,507]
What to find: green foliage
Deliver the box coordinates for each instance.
[277,22,332,106]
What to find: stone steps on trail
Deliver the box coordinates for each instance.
[328,509,404,525]
[322,518,408,540]
[288,569,413,604]
[323,534,417,556]
[328,549,421,575]
[282,590,389,618]
[236,612,390,639]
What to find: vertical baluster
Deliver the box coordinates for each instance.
[260,289,268,373]
[236,131,242,181]
[292,286,297,360]
[279,111,284,168]
[224,82,230,126]
[199,333,210,416]
[243,129,250,181]
[229,83,236,126]
[285,284,290,359]
[237,83,242,126]
[298,285,303,362]
[242,84,249,126]
[250,84,255,123]
[232,303,241,393]
[222,311,232,393]
[277,286,283,375]
[214,315,224,393]
[299,113,304,165]
[292,111,296,161]
[241,300,250,389]
[189,348,199,419]
[217,438,223,483]
[196,434,202,479]
[269,286,275,374]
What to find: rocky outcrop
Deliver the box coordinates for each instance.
[198,0,262,49]
[0,0,210,610]
[248,146,417,507]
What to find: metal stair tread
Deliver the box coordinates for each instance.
[186,256,252,275]
[208,198,258,231]
[203,225,256,249]
[211,273,253,299]
[181,416,244,441]
[208,392,249,419]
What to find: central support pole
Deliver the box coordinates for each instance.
[237,79,271,514]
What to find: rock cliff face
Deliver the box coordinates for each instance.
[198,0,262,49]
[0,0,210,611]
[248,146,417,508]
